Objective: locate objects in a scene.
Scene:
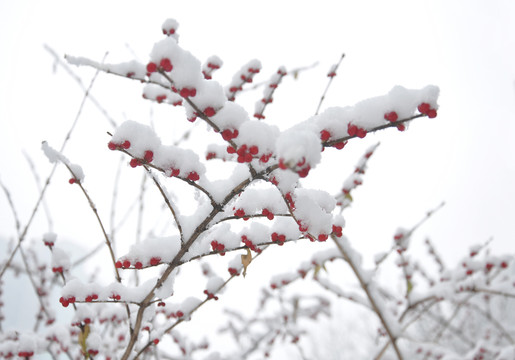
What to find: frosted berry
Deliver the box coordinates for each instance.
[144,150,154,163]
[159,58,173,72]
[203,107,216,117]
[417,102,431,114]
[318,234,328,241]
[146,62,157,73]
[261,209,274,220]
[427,109,437,118]
[180,87,197,98]
[320,130,331,141]
[234,209,246,218]
[150,257,161,266]
[384,111,398,122]
[130,159,141,168]
[187,171,199,181]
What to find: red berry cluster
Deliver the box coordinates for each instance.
[241,235,262,253]
[227,66,261,101]
[59,295,75,307]
[332,225,343,237]
[383,111,406,131]
[110,293,121,301]
[203,289,219,300]
[271,232,286,246]
[52,266,63,273]
[417,102,437,118]
[179,87,197,98]
[130,150,154,168]
[85,293,99,302]
[261,208,274,220]
[228,267,240,276]
[221,128,239,141]
[234,208,249,220]
[146,58,173,75]
[210,240,226,255]
[237,144,259,163]
[18,351,34,358]
[108,140,131,151]
[162,27,176,36]
[203,106,216,117]
[206,152,217,160]
[202,62,221,80]
[347,123,367,138]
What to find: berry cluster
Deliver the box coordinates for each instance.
[417,102,437,118]
[59,295,75,307]
[271,232,286,246]
[202,56,222,80]
[210,240,226,256]
[146,58,173,75]
[203,289,219,300]
[241,235,262,253]
[261,208,274,220]
[108,140,131,151]
[129,150,154,168]
[347,123,367,138]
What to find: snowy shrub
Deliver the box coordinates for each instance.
[1,17,515,360]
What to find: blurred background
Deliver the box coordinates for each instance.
[0,0,514,358]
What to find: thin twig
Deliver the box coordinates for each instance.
[315,53,345,115]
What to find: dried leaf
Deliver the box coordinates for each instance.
[78,324,90,358]
[241,248,252,277]
[313,263,327,278]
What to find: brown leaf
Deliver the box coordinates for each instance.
[241,248,252,277]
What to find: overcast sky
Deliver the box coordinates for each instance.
[1,0,515,341]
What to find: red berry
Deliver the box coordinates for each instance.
[187,171,199,181]
[222,129,233,141]
[180,88,196,98]
[146,62,157,73]
[144,150,154,163]
[153,339,159,345]
[68,178,76,184]
[320,130,331,141]
[417,102,431,114]
[170,168,180,177]
[427,109,437,118]
[122,260,131,268]
[135,262,143,269]
[335,141,346,150]
[384,111,398,122]
[227,146,236,154]
[159,58,173,72]
[396,124,406,132]
[347,124,357,136]
[150,257,161,266]
[356,128,367,138]
[234,209,246,218]
[203,107,216,117]
[318,234,328,241]
[130,159,141,168]
[115,261,122,268]
[108,141,117,150]
[122,140,131,149]
[156,95,166,103]
[249,145,259,155]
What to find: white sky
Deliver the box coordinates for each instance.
[1,0,515,352]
